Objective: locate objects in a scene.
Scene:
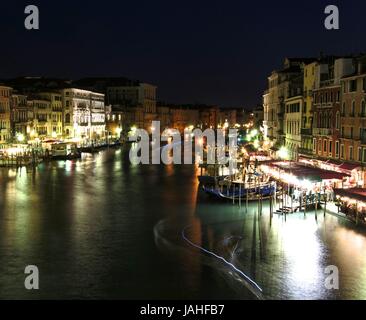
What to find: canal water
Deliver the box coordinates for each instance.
[0,147,366,299]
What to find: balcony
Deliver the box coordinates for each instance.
[341,134,354,140]
[298,147,313,156]
[300,128,312,135]
[320,79,335,87]
[313,128,332,136]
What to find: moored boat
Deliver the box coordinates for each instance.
[202,180,276,201]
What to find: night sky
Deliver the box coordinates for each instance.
[1,0,365,107]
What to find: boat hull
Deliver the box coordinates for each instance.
[202,184,275,201]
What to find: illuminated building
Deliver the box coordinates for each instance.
[61,88,106,142]
[37,91,63,139]
[105,105,123,139]
[0,85,12,145]
[27,97,52,140]
[74,78,157,132]
[11,92,30,139]
[312,57,354,160]
[285,95,303,159]
[339,55,366,165]
[263,58,315,146]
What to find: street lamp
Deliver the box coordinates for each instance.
[16,133,25,143]
[278,146,289,160]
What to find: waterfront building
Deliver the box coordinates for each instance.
[27,96,52,140]
[339,55,366,174]
[170,105,199,133]
[284,95,303,159]
[301,57,343,156]
[300,61,317,155]
[251,105,264,128]
[60,88,106,142]
[105,105,123,139]
[263,58,315,146]
[312,57,354,161]
[0,86,13,145]
[75,77,157,132]
[37,91,63,139]
[107,82,157,132]
[339,55,366,162]
[156,105,171,131]
[198,106,219,129]
[11,92,29,140]
[217,109,237,128]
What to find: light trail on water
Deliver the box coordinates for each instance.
[181,225,264,300]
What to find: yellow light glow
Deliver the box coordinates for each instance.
[16,133,25,142]
[278,146,289,160]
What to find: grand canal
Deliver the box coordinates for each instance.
[1,146,366,299]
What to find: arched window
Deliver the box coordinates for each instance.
[329,112,333,128]
[361,100,366,117]
[336,111,340,129]
[319,113,322,128]
[314,112,317,128]
[351,101,355,116]
[324,112,328,128]
[65,113,71,124]
[342,102,346,115]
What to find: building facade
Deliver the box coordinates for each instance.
[61,88,106,142]
[263,58,313,146]
[0,86,12,145]
[284,95,303,159]
[339,56,366,163]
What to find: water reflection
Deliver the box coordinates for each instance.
[190,198,366,299]
[1,147,366,299]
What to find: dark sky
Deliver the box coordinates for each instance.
[0,0,365,107]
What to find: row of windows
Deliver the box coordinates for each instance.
[0,134,10,141]
[0,121,9,129]
[314,91,340,104]
[0,89,10,97]
[343,78,366,93]
[286,121,300,135]
[313,138,366,162]
[341,100,366,116]
[339,127,366,140]
[313,111,340,129]
[286,103,300,113]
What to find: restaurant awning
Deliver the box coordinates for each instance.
[270,162,350,181]
[324,159,361,171]
[334,188,366,202]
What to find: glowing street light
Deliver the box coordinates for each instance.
[116,127,122,136]
[16,133,25,142]
[253,139,260,149]
[278,146,289,160]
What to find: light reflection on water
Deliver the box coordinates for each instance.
[0,147,366,299]
[193,200,366,299]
